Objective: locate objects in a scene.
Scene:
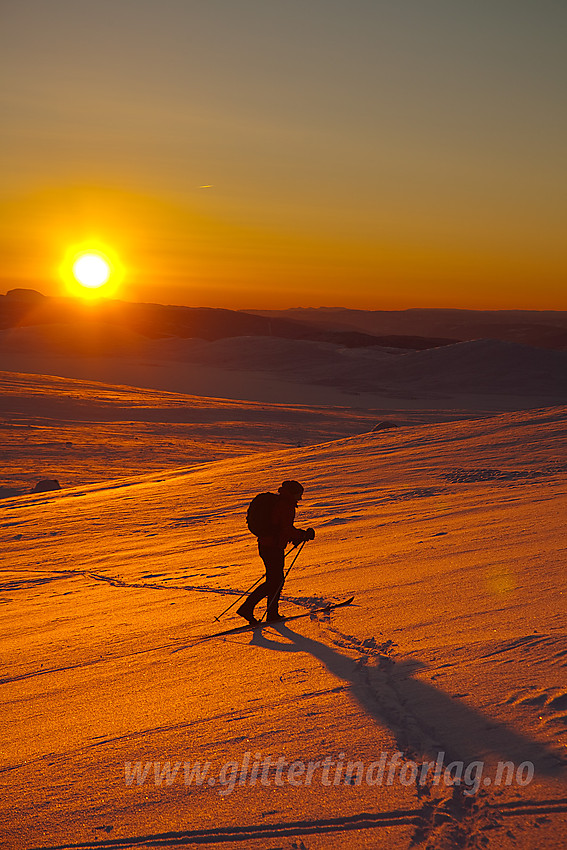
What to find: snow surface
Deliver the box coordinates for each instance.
[0,370,389,494]
[2,328,566,409]
[1,376,566,848]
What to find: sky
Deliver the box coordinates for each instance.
[1,0,566,310]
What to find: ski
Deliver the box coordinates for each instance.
[177,596,354,650]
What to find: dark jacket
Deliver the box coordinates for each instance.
[258,495,306,549]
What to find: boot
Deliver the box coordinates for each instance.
[236,603,259,626]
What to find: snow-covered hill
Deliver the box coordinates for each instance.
[0,370,385,493]
[1,405,566,848]
[2,328,566,412]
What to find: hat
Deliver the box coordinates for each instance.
[279,480,304,499]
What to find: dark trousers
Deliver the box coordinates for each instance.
[241,543,285,619]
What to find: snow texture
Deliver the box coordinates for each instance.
[0,354,566,849]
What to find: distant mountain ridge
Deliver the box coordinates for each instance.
[1,292,565,406]
[2,290,566,355]
[0,290,455,351]
[247,307,567,350]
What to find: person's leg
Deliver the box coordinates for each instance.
[237,544,285,622]
[262,545,285,620]
[238,579,268,621]
[237,543,271,621]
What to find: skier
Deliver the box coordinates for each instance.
[238,480,315,625]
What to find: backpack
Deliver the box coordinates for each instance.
[246,492,279,537]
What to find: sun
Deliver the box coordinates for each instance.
[60,243,124,299]
[72,252,111,288]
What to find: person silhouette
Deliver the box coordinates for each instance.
[237,480,315,624]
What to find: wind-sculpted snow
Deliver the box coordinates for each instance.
[442,465,567,483]
[0,405,566,848]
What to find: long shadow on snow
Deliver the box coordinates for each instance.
[251,624,562,776]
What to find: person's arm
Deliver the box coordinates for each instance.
[292,526,315,544]
[276,502,315,545]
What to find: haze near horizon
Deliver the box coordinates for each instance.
[1,0,566,310]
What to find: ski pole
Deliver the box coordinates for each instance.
[284,539,306,578]
[214,575,263,622]
[213,544,298,621]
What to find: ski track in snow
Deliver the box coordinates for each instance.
[247,620,567,848]
[19,796,567,849]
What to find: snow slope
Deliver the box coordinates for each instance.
[2,328,566,410]
[0,370,386,493]
[156,335,567,398]
[1,405,566,848]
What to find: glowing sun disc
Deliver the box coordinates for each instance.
[72,252,111,288]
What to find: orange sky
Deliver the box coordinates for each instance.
[1,1,566,310]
